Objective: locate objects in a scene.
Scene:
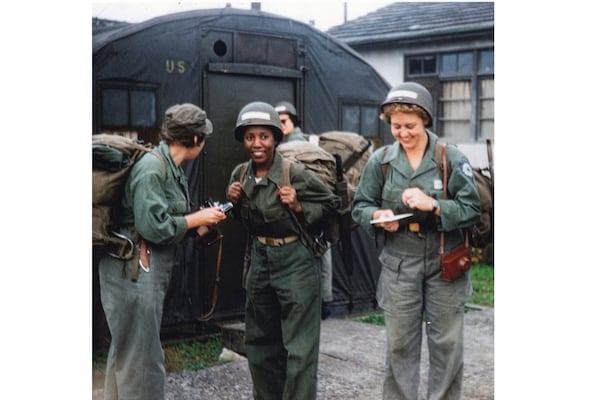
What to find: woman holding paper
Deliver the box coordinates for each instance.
[351,82,480,400]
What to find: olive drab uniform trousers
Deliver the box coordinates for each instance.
[352,131,480,400]
[245,238,321,400]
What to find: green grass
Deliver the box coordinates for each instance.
[163,336,224,372]
[469,263,494,306]
[93,336,225,374]
[353,312,385,326]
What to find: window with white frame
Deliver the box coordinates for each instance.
[406,49,494,142]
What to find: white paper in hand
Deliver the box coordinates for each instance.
[369,213,413,224]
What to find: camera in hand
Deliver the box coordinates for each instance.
[217,201,233,214]
[202,198,233,214]
[196,198,232,248]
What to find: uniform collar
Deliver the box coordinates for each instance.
[384,130,440,177]
[246,152,287,187]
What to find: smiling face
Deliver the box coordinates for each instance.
[389,111,427,152]
[243,126,276,172]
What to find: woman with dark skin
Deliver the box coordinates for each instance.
[227,102,338,400]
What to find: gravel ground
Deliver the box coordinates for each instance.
[93,306,493,399]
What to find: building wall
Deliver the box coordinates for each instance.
[359,48,403,87]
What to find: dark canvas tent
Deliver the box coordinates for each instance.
[93,7,390,347]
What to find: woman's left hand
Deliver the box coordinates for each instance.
[277,185,302,212]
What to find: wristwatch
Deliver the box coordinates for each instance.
[431,199,440,213]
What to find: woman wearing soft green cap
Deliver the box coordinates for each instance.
[98,103,226,400]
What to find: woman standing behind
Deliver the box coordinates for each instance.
[351,82,480,400]
[227,101,338,400]
[98,103,227,400]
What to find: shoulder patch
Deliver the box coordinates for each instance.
[461,161,474,179]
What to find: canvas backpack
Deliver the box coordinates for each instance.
[380,139,494,250]
[277,141,341,244]
[92,134,165,259]
[307,131,372,206]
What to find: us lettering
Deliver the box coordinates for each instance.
[166,59,186,74]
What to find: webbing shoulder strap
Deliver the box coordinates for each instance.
[282,158,291,187]
[149,149,167,180]
[129,149,166,282]
[238,161,250,183]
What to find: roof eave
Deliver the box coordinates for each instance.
[335,21,494,46]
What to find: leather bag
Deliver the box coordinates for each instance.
[439,143,472,282]
[440,238,471,282]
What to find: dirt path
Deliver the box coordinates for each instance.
[93,306,494,399]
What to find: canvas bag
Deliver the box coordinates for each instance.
[308,131,371,206]
[92,134,165,258]
[277,141,340,243]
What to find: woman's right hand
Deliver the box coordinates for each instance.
[372,209,399,232]
[186,206,226,229]
[227,181,243,204]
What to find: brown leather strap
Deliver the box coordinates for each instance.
[439,143,469,258]
[197,237,223,321]
[139,239,150,270]
[440,143,448,258]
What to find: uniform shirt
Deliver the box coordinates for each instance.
[284,127,308,142]
[229,152,339,238]
[352,130,480,236]
[119,141,191,246]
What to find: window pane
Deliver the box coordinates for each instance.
[409,58,422,75]
[423,56,436,73]
[440,120,470,141]
[441,54,456,73]
[479,78,494,139]
[361,106,379,136]
[131,90,156,128]
[479,50,494,73]
[102,88,128,127]
[457,52,473,73]
[440,81,471,140]
[480,120,494,140]
[342,105,360,133]
[238,33,297,69]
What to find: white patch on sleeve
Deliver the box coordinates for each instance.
[461,162,474,178]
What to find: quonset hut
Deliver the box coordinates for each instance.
[93,6,390,347]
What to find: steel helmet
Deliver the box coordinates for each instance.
[274,101,297,118]
[380,82,433,126]
[234,101,284,142]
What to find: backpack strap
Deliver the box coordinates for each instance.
[130,149,166,282]
[380,145,392,180]
[282,158,292,187]
[149,149,167,180]
[433,140,445,179]
[238,160,251,183]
